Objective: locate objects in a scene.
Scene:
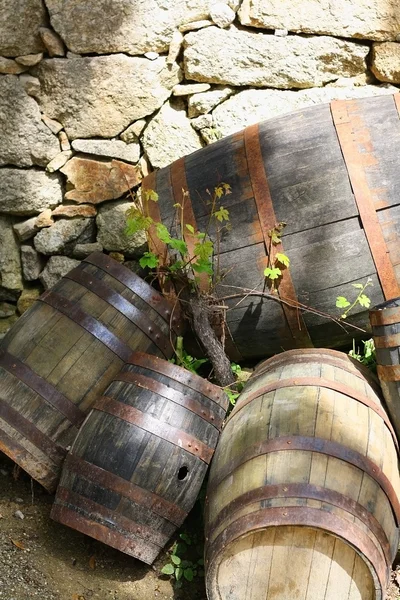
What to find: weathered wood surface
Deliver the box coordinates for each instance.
[370,297,400,440]
[204,349,400,600]
[51,352,228,564]
[0,253,183,492]
[143,94,400,359]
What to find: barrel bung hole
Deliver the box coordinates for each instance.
[178,466,189,480]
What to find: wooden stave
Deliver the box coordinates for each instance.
[204,349,400,600]
[370,297,400,441]
[51,355,226,564]
[0,253,183,492]
[143,94,400,360]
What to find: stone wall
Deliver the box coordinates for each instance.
[1,0,400,337]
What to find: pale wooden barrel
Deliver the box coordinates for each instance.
[205,349,400,600]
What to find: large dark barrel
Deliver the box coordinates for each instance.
[0,253,183,491]
[370,297,400,440]
[51,352,228,564]
[142,94,400,360]
[204,349,400,600]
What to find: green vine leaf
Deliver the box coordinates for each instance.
[139,252,159,269]
[192,259,213,275]
[156,222,172,244]
[213,206,229,223]
[186,224,195,234]
[358,294,371,308]
[142,189,159,203]
[161,564,175,575]
[171,555,181,565]
[194,239,213,260]
[264,266,282,280]
[352,283,364,289]
[169,238,188,255]
[275,252,290,268]
[175,567,184,581]
[184,568,194,582]
[336,296,351,309]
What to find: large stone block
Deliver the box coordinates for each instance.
[39,255,81,289]
[184,27,369,88]
[212,84,398,138]
[0,169,63,216]
[36,55,181,139]
[96,200,147,257]
[142,100,203,169]
[0,76,60,167]
[34,217,95,255]
[238,0,400,42]
[0,216,23,292]
[0,0,47,57]
[44,0,209,54]
[371,42,400,83]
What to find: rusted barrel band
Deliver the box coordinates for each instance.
[0,398,66,465]
[94,395,214,464]
[51,503,159,565]
[331,99,399,300]
[377,364,400,382]
[0,428,59,492]
[115,370,223,430]
[39,290,132,362]
[252,354,381,396]
[206,482,392,568]
[205,506,386,593]
[370,307,400,327]
[55,486,169,548]
[374,332,400,348]
[84,252,182,335]
[243,123,313,349]
[129,351,229,411]
[65,267,172,358]
[209,435,400,525]
[65,453,185,526]
[228,376,398,452]
[0,349,85,428]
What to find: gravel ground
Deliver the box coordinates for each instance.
[0,453,206,600]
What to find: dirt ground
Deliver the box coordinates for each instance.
[0,453,206,600]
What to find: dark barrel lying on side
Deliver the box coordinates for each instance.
[51,352,228,564]
[142,94,400,360]
[370,297,400,439]
[205,349,400,600]
[0,253,183,492]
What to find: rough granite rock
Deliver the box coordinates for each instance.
[0,0,47,57]
[187,85,234,117]
[212,84,398,137]
[120,120,147,144]
[96,201,147,257]
[184,27,369,88]
[15,53,43,67]
[167,30,184,65]
[44,0,209,54]
[20,246,46,281]
[52,205,97,218]
[19,74,41,97]
[371,43,400,83]
[0,76,60,167]
[72,242,103,259]
[13,217,40,242]
[41,115,63,135]
[71,139,140,164]
[39,27,65,57]
[35,208,54,228]
[142,100,203,169]
[34,218,95,255]
[173,83,211,96]
[0,169,62,216]
[61,157,141,204]
[46,150,72,172]
[36,55,182,139]
[238,0,400,41]
[0,216,23,291]
[59,131,71,151]
[210,3,236,28]
[0,58,27,74]
[0,302,17,318]
[39,256,81,289]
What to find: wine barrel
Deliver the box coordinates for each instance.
[51,351,228,564]
[0,252,183,492]
[370,297,400,440]
[142,93,400,360]
[204,349,400,600]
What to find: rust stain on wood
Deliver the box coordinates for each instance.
[331,99,400,300]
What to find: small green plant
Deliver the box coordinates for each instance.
[349,338,376,372]
[264,222,290,290]
[336,278,373,319]
[161,532,204,589]
[170,336,209,374]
